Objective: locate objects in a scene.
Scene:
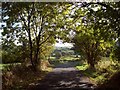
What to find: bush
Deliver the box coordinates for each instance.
[2,64,48,90]
[96,71,120,89]
[2,47,23,64]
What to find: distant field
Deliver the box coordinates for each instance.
[50,56,80,61]
[60,56,79,61]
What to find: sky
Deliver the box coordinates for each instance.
[55,42,73,48]
[54,38,73,48]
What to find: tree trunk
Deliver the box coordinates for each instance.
[28,27,36,71]
[87,52,95,70]
[89,60,95,70]
[27,13,36,71]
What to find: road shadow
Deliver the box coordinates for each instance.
[28,70,95,90]
[28,60,96,90]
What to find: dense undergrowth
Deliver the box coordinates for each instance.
[2,61,51,90]
[76,57,120,86]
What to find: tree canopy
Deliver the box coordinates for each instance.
[1,2,120,70]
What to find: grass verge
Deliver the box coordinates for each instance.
[76,58,120,85]
[2,64,50,90]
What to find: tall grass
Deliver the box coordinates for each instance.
[2,64,48,90]
[76,57,120,85]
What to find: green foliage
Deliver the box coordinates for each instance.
[73,27,115,68]
[2,43,24,64]
[40,42,54,60]
[2,64,48,89]
[76,57,119,85]
[76,64,88,70]
[71,2,118,69]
